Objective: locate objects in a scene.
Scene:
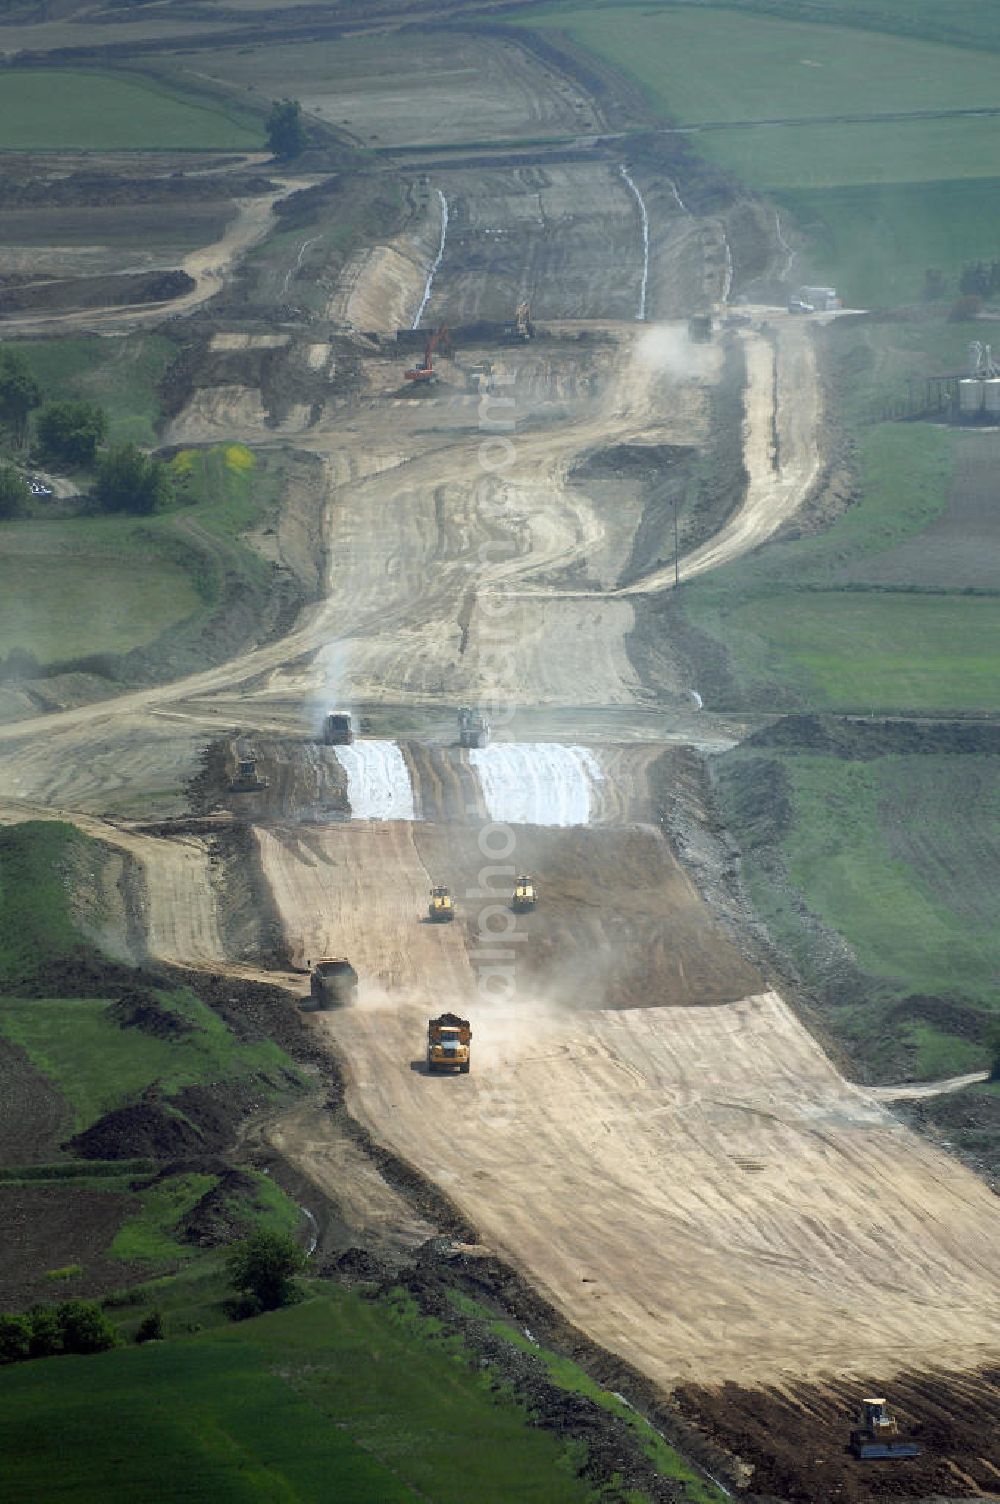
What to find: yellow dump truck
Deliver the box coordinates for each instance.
[512,874,537,912]
[427,1013,471,1074]
[428,885,455,922]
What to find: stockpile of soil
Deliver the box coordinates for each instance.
[108,991,197,1039]
[743,714,1000,760]
[0,1038,69,1167]
[675,1367,1000,1502]
[0,170,275,208]
[180,1168,262,1248]
[0,269,194,314]
[65,1100,205,1162]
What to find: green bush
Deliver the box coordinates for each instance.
[0,463,30,520]
[36,400,107,467]
[94,443,172,515]
[56,1300,118,1356]
[0,1315,31,1366]
[227,1230,306,1314]
[0,347,41,448]
[134,1311,164,1345]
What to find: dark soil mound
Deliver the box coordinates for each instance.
[108,991,197,1039]
[885,994,989,1043]
[744,713,1000,760]
[327,1247,390,1285]
[180,1169,260,1248]
[65,1102,204,1161]
[0,268,195,314]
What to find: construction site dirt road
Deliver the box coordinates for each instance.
[1,54,998,1500]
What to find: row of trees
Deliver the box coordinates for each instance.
[0,1231,306,1369]
[0,1300,119,1365]
[924,262,1000,301]
[0,349,109,467]
[0,346,172,519]
[0,444,172,521]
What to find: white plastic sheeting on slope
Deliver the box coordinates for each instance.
[470,744,604,827]
[336,740,416,821]
[619,165,649,321]
[412,190,449,329]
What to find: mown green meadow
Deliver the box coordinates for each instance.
[523,4,1000,303]
[0,1293,618,1504]
[0,70,262,151]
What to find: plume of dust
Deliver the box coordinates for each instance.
[309,638,353,739]
[635,322,713,380]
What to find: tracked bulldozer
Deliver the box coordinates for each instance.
[428,885,455,922]
[849,1398,920,1460]
[512,875,537,912]
[458,706,490,749]
[230,753,269,792]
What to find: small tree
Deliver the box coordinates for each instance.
[134,1310,164,1344]
[989,1019,1000,1082]
[0,348,41,448]
[36,400,107,467]
[0,1314,31,1365]
[94,443,171,515]
[0,464,30,520]
[56,1300,118,1355]
[227,1230,307,1314]
[266,98,307,160]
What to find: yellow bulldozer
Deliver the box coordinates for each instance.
[849,1398,920,1460]
[229,753,269,793]
[427,885,455,923]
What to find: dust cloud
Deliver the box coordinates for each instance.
[635,322,713,380]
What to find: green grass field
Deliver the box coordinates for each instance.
[720,593,1000,714]
[653,0,1000,53]
[0,548,201,666]
[523,5,1000,304]
[718,748,1000,1077]
[0,444,280,669]
[544,0,1000,54]
[780,756,1000,1001]
[0,70,262,151]
[528,7,1000,124]
[0,1293,605,1503]
[109,1168,303,1265]
[0,990,300,1131]
[13,334,177,446]
[450,1292,723,1503]
[678,421,1000,714]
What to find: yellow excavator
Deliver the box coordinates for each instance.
[428,885,455,923]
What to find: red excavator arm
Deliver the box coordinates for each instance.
[406,325,451,381]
